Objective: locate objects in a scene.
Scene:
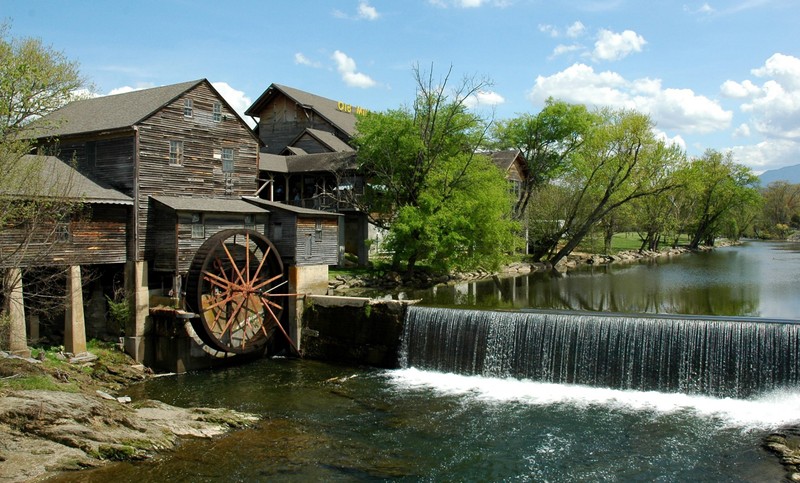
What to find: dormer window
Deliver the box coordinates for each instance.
[183,98,193,118]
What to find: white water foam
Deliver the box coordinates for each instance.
[387,367,800,430]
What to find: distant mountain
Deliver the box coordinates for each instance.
[759,164,800,185]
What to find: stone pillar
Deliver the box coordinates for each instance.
[5,268,30,357]
[288,264,330,353]
[124,260,150,362]
[64,265,87,354]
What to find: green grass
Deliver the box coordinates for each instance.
[0,374,79,392]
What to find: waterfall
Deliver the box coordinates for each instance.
[399,306,800,398]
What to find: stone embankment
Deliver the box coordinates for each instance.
[329,246,698,293]
[0,349,258,482]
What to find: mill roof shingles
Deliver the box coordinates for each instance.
[2,155,133,204]
[26,80,204,139]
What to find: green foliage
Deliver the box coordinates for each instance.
[492,98,599,219]
[679,149,761,248]
[525,108,685,265]
[106,293,129,336]
[353,65,521,273]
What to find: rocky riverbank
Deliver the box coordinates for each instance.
[0,346,258,482]
[328,245,702,294]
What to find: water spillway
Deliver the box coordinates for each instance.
[399,306,800,398]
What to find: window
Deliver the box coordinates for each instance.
[55,222,71,243]
[213,102,222,122]
[169,140,184,165]
[244,214,255,231]
[183,98,193,117]
[272,222,283,240]
[314,219,323,242]
[191,213,204,239]
[222,147,234,173]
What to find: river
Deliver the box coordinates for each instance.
[47,241,800,482]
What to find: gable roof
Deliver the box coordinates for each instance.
[289,128,355,153]
[26,80,205,139]
[258,151,357,174]
[1,155,132,204]
[245,83,359,138]
[488,149,529,178]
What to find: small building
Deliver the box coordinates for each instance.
[243,197,341,267]
[245,84,371,265]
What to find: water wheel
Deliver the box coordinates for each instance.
[185,229,295,355]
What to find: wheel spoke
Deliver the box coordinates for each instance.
[250,245,272,287]
[252,273,284,291]
[221,241,247,288]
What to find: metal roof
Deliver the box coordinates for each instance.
[0,155,133,204]
[151,195,269,214]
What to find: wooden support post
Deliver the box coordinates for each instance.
[5,268,30,357]
[65,265,87,354]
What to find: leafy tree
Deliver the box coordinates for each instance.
[759,181,800,235]
[532,108,684,266]
[492,99,597,219]
[681,150,761,248]
[0,25,89,337]
[352,65,520,273]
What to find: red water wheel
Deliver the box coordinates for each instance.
[185,229,295,355]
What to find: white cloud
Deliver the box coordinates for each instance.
[684,2,715,14]
[212,81,255,127]
[592,29,647,62]
[539,24,559,37]
[464,90,506,109]
[731,138,800,173]
[540,21,586,39]
[654,130,687,151]
[720,79,759,98]
[527,63,732,134]
[566,21,587,38]
[733,123,752,138]
[358,1,380,20]
[295,52,321,68]
[428,0,510,7]
[332,50,377,88]
[551,44,583,58]
[730,54,800,140]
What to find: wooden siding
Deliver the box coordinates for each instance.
[255,94,341,154]
[136,82,260,261]
[294,217,339,266]
[53,135,136,195]
[149,202,178,272]
[292,133,330,154]
[267,210,297,262]
[174,213,268,274]
[0,204,128,269]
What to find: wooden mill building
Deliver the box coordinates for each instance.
[4,79,341,365]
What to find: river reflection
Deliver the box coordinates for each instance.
[394,241,800,319]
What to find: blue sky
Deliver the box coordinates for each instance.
[4,0,800,173]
